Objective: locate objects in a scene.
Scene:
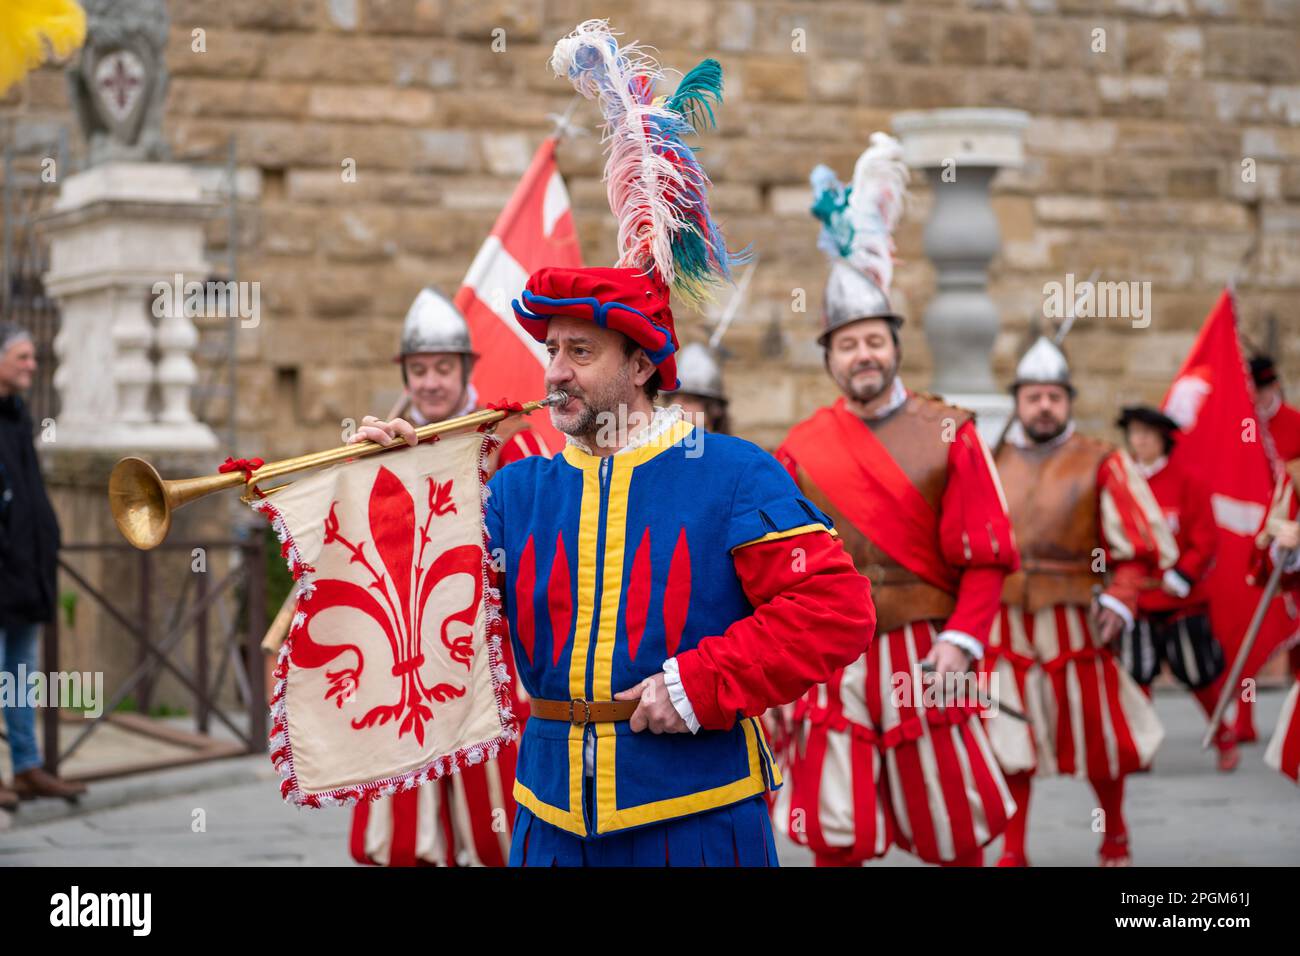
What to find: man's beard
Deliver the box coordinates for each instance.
[1022,413,1069,444]
[837,355,899,404]
[550,362,636,440]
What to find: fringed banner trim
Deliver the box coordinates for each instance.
[250,430,519,809]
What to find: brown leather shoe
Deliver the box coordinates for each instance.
[0,784,18,811]
[13,767,87,802]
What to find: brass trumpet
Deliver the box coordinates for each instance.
[109,393,566,551]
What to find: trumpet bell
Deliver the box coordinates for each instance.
[108,395,557,549]
[109,456,171,551]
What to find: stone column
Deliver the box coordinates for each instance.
[41,161,219,452]
[892,109,1030,444]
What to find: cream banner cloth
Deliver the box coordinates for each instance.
[252,430,514,807]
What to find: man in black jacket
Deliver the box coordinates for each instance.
[0,321,85,806]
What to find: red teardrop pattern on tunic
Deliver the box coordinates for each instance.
[625,527,653,661]
[548,530,573,667]
[664,527,691,659]
[514,534,536,665]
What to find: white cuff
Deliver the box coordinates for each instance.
[1272,541,1300,574]
[1097,592,1135,633]
[935,629,984,661]
[1162,568,1192,599]
[662,657,701,734]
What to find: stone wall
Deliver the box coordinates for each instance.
[2,0,1298,459]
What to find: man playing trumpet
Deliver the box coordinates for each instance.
[275,287,547,867]
[354,19,876,867]
[355,261,875,865]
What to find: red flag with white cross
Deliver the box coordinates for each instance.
[1161,289,1296,694]
[455,136,583,453]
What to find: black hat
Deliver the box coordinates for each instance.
[1250,355,1278,387]
[1116,405,1180,434]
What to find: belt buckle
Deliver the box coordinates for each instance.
[568,698,592,726]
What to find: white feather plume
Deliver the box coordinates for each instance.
[845,131,910,296]
[549,18,736,304]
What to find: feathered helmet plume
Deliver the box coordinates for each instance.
[809,132,910,344]
[550,19,746,307]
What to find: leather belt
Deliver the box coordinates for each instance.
[1020,558,1090,574]
[530,697,640,725]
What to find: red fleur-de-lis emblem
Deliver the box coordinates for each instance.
[289,467,483,746]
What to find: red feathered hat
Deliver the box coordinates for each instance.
[512,266,681,392]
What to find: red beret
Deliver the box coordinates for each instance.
[512,266,680,391]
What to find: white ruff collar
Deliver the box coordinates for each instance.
[1136,455,1168,479]
[1259,393,1281,421]
[565,404,684,456]
[1005,417,1076,450]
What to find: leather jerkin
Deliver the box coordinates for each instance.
[790,395,972,634]
[995,432,1113,612]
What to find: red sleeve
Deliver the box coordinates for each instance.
[1270,403,1300,463]
[938,421,1020,645]
[1106,561,1146,614]
[674,530,875,732]
[1249,475,1300,592]
[773,443,800,484]
[944,568,1008,646]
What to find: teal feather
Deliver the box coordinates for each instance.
[666,58,724,132]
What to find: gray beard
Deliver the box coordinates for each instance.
[550,362,635,441]
[552,402,597,437]
[844,364,897,404]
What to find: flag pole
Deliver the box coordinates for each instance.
[708,256,759,350]
[547,94,585,146]
[1227,234,1260,297]
[1201,548,1294,749]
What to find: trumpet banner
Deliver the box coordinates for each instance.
[251,430,515,808]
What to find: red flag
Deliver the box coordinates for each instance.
[455,137,582,453]
[1162,289,1295,689]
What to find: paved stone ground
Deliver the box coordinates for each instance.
[1,690,1296,867]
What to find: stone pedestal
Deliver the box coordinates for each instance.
[892,109,1029,445]
[41,161,219,453]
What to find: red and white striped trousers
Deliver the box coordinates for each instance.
[349,743,519,867]
[774,620,1015,865]
[981,604,1163,780]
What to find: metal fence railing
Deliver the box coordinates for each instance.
[43,538,268,780]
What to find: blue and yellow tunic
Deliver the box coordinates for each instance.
[484,417,834,838]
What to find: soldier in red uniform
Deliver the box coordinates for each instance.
[1253,355,1300,465]
[1235,355,1300,744]
[772,134,1019,867]
[983,338,1178,867]
[347,287,546,866]
[1115,406,1234,770]
[1254,464,1300,783]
